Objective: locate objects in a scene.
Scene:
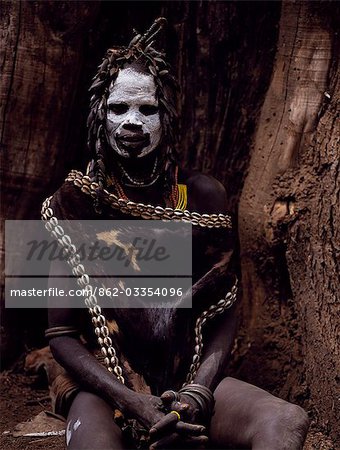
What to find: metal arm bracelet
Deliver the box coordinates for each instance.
[179,383,215,423]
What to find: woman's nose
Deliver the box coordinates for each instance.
[122,111,144,128]
[122,122,143,131]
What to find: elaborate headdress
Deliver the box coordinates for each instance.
[86,18,179,206]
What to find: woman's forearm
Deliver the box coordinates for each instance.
[192,304,237,391]
[49,335,140,416]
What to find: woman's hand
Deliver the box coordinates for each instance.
[160,391,202,424]
[127,391,209,448]
[148,392,209,449]
[128,393,165,430]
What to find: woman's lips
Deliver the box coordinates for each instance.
[117,133,150,149]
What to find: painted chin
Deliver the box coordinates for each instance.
[115,135,153,157]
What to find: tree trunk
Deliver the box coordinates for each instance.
[238,0,339,443]
[162,0,280,209]
[0,0,99,363]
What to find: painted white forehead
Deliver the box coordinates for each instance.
[108,67,157,101]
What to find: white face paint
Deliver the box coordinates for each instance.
[106,67,162,158]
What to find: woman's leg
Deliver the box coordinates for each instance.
[66,391,129,450]
[210,377,309,450]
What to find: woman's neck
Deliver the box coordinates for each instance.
[107,150,178,207]
[121,177,167,205]
[114,151,163,186]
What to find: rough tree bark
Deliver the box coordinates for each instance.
[162,0,280,209]
[238,1,339,444]
[0,0,99,363]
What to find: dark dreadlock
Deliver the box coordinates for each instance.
[86,18,179,209]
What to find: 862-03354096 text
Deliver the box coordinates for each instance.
[8,286,185,298]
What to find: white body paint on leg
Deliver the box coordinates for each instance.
[73,418,81,431]
[66,420,72,446]
[66,418,82,446]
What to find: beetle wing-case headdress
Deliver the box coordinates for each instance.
[86,18,179,203]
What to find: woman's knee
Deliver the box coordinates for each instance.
[252,402,310,450]
[210,378,309,450]
[66,391,126,450]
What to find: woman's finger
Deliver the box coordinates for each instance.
[182,435,209,448]
[150,434,209,450]
[149,412,179,436]
[160,390,179,406]
[175,421,206,436]
[171,400,190,412]
[149,432,179,449]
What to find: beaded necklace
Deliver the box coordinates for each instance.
[108,165,179,209]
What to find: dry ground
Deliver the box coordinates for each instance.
[0,370,336,450]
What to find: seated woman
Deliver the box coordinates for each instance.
[43,18,309,450]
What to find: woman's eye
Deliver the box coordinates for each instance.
[139,105,159,116]
[108,103,128,114]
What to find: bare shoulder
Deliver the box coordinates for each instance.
[181,168,228,214]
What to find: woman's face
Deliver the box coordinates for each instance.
[105,67,162,158]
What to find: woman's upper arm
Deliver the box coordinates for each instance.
[47,258,82,338]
